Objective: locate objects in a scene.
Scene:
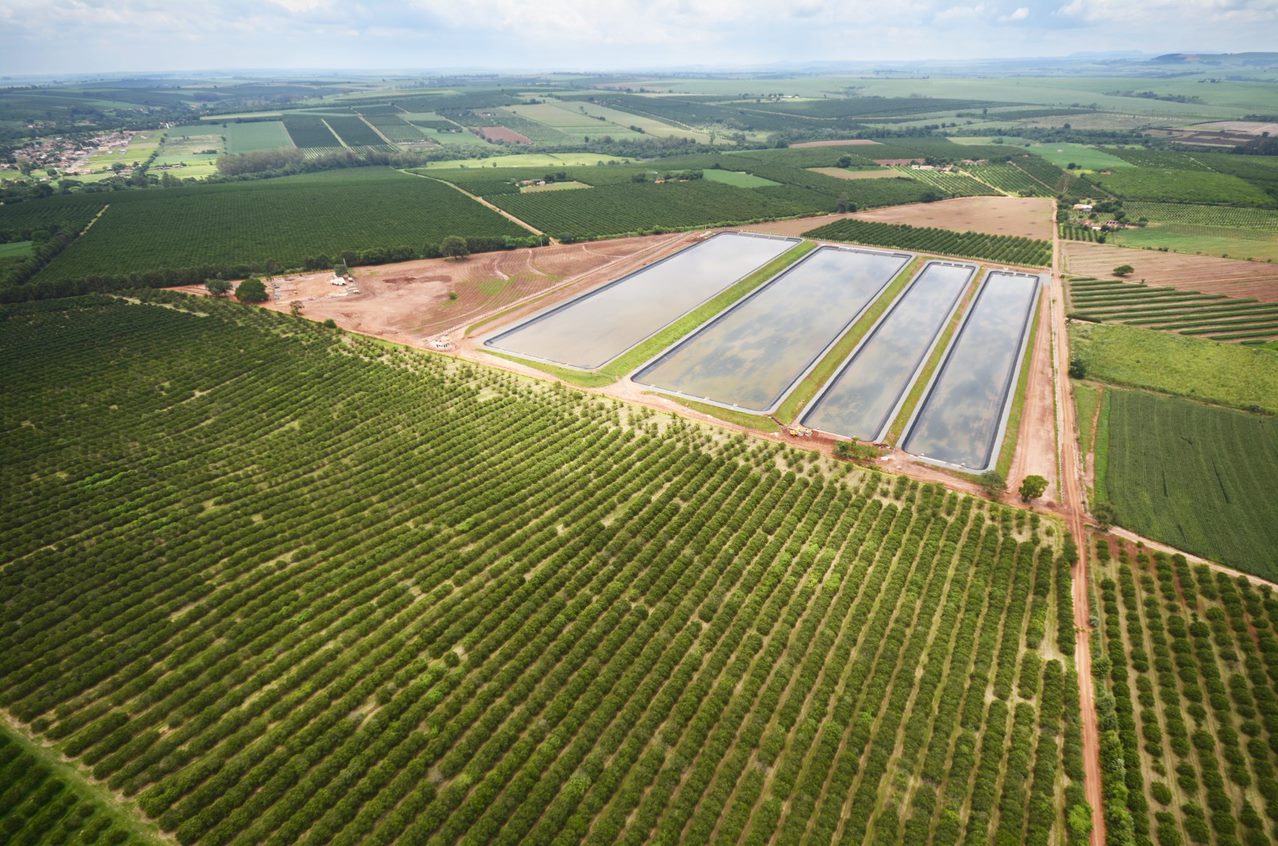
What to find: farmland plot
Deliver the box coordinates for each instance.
[31,168,527,288]
[803,261,975,441]
[633,246,910,412]
[1098,389,1278,577]
[485,232,798,369]
[1093,541,1278,845]
[902,271,1042,471]
[0,294,1081,846]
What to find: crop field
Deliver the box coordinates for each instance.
[281,115,342,148]
[1089,168,1273,207]
[1069,278,1278,343]
[1069,322,1278,414]
[1,294,1082,846]
[491,181,817,240]
[0,197,105,240]
[701,169,781,188]
[963,163,1055,197]
[324,114,392,148]
[892,168,997,196]
[1025,143,1132,171]
[1096,388,1278,577]
[0,727,162,845]
[364,114,426,143]
[1093,541,1278,846]
[197,121,296,154]
[27,169,526,291]
[806,217,1052,266]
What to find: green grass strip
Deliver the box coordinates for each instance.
[659,395,781,432]
[482,350,615,388]
[479,240,817,389]
[0,720,167,845]
[1092,387,1112,506]
[774,255,925,424]
[595,239,819,382]
[994,295,1043,479]
[883,267,983,445]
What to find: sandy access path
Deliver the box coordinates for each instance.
[1052,202,1106,846]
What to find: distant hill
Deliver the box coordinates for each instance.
[1150,52,1278,66]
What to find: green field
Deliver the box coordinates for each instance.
[1098,388,1278,578]
[1069,321,1278,412]
[26,169,526,290]
[0,725,165,845]
[807,217,1052,266]
[224,121,296,154]
[1069,278,1278,343]
[702,169,781,188]
[281,115,342,148]
[1093,542,1278,846]
[1111,223,1278,262]
[1090,168,1273,207]
[0,294,1083,846]
[1026,143,1131,171]
[492,180,815,240]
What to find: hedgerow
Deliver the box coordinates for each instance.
[806,217,1052,266]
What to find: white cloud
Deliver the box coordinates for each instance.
[935,4,988,20]
[1057,0,1278,22]
[1004,6,1030,19]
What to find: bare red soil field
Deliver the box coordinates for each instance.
[852,196,1055,240]
[171,234,690,347]
[1064,241,1278,302]
[478,126,533,144]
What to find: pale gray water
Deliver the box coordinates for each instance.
[902,270,1042,471]
[801,261,974,441]
[633,246,910,412]
[484,232,797,370]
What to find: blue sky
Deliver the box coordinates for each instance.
[2,0,1276,75]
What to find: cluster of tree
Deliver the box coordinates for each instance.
[0,233,548,303]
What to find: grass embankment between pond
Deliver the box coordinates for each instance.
[883,266,983,445]
[774,256,924,425]
[994,296,1044,479]
[482,240,818,391]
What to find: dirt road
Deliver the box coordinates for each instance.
[400,169,553,241]
[1051,203,1106,846]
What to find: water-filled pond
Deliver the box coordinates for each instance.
[483,232,798,370]
[901,270,1042,471]
[632,246,910,412]
[801,261,975,441]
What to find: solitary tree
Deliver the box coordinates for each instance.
[1068,356,1086,379]
[205,278,232,298]
[978,470,1007,498]
[236,277,268,303]
[1092,501,1119,531]
[441,236,470,260]
[1113,264,1134,277]
[1019,474,1048,503]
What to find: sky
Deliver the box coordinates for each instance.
[1,0,1277,75]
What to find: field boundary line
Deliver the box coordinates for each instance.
[319,118,348,149]
[359,114,395,146]
[1,711,173,845]
[399,168,552,241]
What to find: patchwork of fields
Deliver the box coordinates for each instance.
[1,295,1084,846]
[1069,278,1278,343]
[28,169,528,290]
